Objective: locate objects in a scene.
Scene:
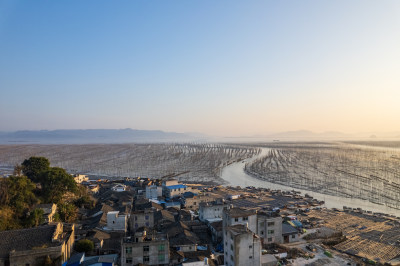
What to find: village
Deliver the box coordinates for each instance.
[2,172,400,266]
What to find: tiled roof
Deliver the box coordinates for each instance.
[0,224,59,258]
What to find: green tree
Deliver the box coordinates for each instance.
[25,208,44,227]
[22,157,50,182]
[41,167,77,203]
[57,202,77,223]
[6,176,37,215]
[75,239,94,253]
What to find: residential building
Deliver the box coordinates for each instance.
[164,184,188,198]
[0,223,75,266]
[121,230,169,266]
[224,224,261,266]
[111,184,127,192]
[131,209,156,230]
[106,211,127,232]
[282,223,299,243]
[198,202,228,222]
[257,211,283,244]
[145,185,162,200]
[223,207,257,234]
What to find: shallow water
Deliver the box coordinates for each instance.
[221,148,400,216]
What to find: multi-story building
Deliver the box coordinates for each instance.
[198,202,228,222]
[257,211,283,244]
[121,230,169,266]
[131,209,155,230]
[223,207,257,234]
[224,224,261,266]
[145,185,162,200]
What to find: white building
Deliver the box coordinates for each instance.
[224,224,261,266]
[198,202,228,222]
[145,185,163,200]
[106,211,127,232]
[111,184,127,192]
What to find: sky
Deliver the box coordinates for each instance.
[0,1,399,137]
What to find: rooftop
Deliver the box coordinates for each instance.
[0,224,61,258]
[225,207,256,218]
[166,184,187,190]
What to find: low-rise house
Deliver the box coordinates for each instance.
[209,220,223,243]
[36,203,57,223]
[66,253,118,266]
[224,224,261,266]
[0,223,75,266]
[121,230,169,266]
[106,211,127,232]
[111,184,127,192]
[282,223,299,243]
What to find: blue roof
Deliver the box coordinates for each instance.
[166,184,187,189]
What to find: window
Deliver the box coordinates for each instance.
[268,237,273,242]
[268,230,274,234]
[230,244,233,251]
[249,245,252,249]
[292,234,296,239]
[143,256,149,262]
[249,256,253,259]
[260,222,265,227]
[234,218,239,222]
[145,215,149,220]
[268,222,275,226]
[145,222,149,226]
[260,230,264,235]
[125,247,132,254]
[158,244,165,251]
[243,217,248,221]
[158,254,165,262]
[126,258,132,263]
[143,246,149,252]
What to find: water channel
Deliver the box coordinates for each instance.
[221,148,400,216]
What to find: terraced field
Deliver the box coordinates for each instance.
[0,143,260,183]
[246,142,400,209]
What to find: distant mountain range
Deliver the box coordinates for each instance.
[0,129,202,144]
[0,129,399,144]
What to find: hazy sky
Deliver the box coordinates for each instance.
[1,1,399,136]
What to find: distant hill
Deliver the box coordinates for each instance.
[0,129,201,144]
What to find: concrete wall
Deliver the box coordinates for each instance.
[145,186,162,199]
[224,228,261,266]
[199,204,226,222]
[131,210,155,230]
[107,211,127,232]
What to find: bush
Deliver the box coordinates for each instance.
[75,239,94,253]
